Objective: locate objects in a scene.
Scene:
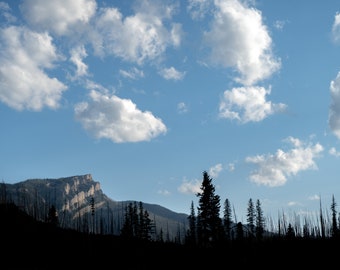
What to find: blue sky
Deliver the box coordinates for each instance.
[2,0,340,224]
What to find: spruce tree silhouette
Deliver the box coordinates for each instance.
[196,170,223,247]
[223,198,233,241]
[246,198,255,237]
[185,200,197,246]
[255,199,264,240]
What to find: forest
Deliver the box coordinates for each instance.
[0,171,339,268]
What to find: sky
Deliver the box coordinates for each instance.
[2,0,340,225]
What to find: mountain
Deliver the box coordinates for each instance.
[0,174,188,241]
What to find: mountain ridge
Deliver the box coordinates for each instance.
[1,173,189,241]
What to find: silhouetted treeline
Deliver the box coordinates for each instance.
[184,170,340,247]
[1,172,340,242]
[1,172,340,268]
[0,202,338,269]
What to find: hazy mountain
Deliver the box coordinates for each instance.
[0,174,188,241]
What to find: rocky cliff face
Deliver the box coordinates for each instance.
[52,174,105,216]
[1,174,188,241]
[4,174,105,214]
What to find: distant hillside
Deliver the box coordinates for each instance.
[0,174,188,241]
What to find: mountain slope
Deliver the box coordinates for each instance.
[0,174,188,241]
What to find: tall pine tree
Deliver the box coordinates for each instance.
[185,200,197,246]
[246,198,255,237]
[196,171,223,247]
[120,201,154,241]
[223,198,233,241]
[255,199,265,240]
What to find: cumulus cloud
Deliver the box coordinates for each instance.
[0,26,67,111]
[209,163,223,178]
[178,178,202,194]
[329,71,340,139]
[20,0,97,36]
[332,12,340,44]
[74,90,167,143]
[69,45,88,79]
[219,86,286,123]
[203,0,281,85]
[245,137,324,187]
[159,66,186,80]
[92,3,182,65]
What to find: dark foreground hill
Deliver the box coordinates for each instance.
[0,202,338,269]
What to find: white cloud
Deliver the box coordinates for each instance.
[85,80,110,93]
[177,102,188,114]
[245,136,324,187]
[119,67,144,80]
[170,23,182,47]
[70,45,88,78]
[178,178,201,194]
[203,0,281,85]
[308,194,320,201]
[228,163,235,172]
[274,20,286,31]
[74,90,167,143]
[329,147,340,157]
[209,163,223,178]
[328,71,340,139]
[0,2,16,23]
[159,66,186,80]
[187,0,211,20]
[20,0,97,36]
[332,12,340,44]
[219,86,286,123]
[0,2,9,10]
[93,3,182,65]
[287,201,299,207]
[0,26,67,111]
[157,189,171,196]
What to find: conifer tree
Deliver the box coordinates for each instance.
[120,201,154,241]
[132,201,139,236]
[158,227,164,242]
[286,223,295,239]
[120,203,134,239]
[185,200,197,246]
[223,198,233,241]
[331,194,338,238]
[236,222,244,240]
[90,197,95,233]
[255,199,264,240]
[141,208,154,241]
[303,219,310,239]
[246,198,255,237]
[196,171,223,247]
[138,201,145,239]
